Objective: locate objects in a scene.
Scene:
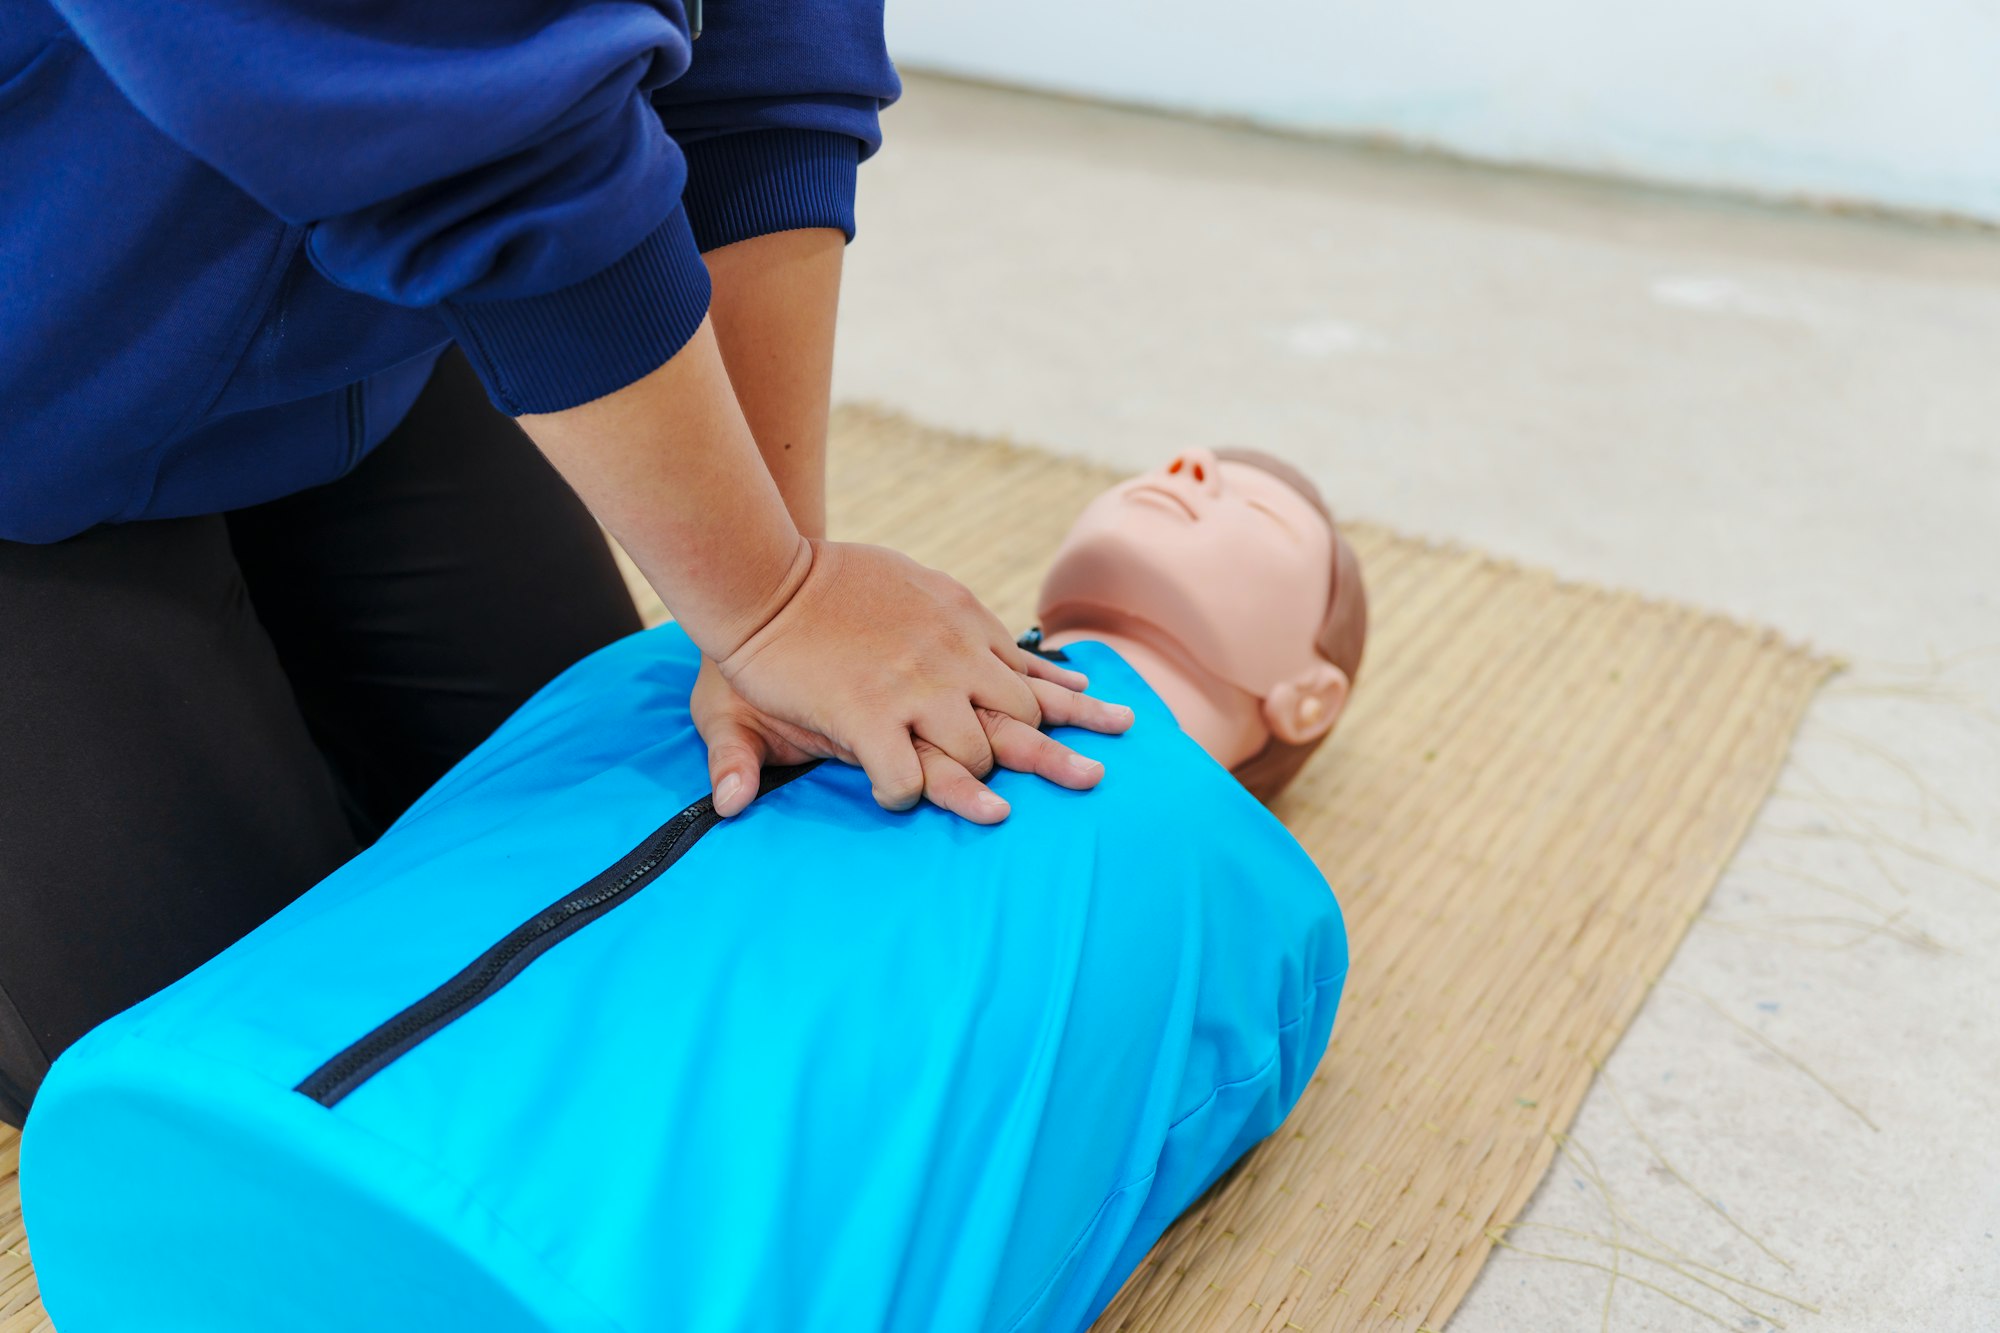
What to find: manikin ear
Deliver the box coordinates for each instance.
[1261,662,1351,745]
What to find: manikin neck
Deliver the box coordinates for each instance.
[1042,611,1269,770]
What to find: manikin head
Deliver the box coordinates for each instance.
[1035,447,1367,803]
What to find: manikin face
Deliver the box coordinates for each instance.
[1037,447,1335,698]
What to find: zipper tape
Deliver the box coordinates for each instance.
[297,762,820,1107]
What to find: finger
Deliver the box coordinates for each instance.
[915,738,1011,824]
[983,712,1105,790]
[1029,676,1136,736]
[850,724,926,812]
[913,702,996,780]
[970,653,1043,730]
[700,714,769,818]
[1000,642,1089,692]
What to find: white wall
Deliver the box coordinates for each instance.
[889,0,2000,224]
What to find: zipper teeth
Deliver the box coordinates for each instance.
[305,805,706,1097]
[294,762,820,1108]
[295,801,712,1105]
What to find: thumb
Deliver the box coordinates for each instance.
[699,713,768,818]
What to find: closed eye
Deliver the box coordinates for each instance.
[1245,497,1299,536]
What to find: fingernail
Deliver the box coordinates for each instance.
[716,774,744,808]
[1067,753,1103,776]
[977,790,1009,813]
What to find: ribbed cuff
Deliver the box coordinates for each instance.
[679,129,860,253]
[438,205,713,416]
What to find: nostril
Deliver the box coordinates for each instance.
[1191,463,1205,482]
[1168,458,1183,474]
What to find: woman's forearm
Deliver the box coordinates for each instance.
[517,318,809,660]
[517,228,841,655]
[704,228,845,540]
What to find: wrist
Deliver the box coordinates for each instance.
[703,533,815,664]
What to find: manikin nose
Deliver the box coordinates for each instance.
[1163,447,1224,498]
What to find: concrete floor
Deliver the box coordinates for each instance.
[834,75,2000,1331]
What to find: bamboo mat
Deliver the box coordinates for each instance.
[0,408,1829,1333]
[0,1133,27,1333]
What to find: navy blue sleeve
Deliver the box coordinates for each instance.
[48,0,712,415]
[651,1,900,252]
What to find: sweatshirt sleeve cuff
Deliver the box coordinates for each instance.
[437,204,712,416]
[678,129,860,253]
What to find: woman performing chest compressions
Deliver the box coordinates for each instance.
[24,449,1367,1333]
[0,0,1128,1130]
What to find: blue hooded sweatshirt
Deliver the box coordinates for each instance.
[0,0,897,543]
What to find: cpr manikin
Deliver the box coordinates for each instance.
[24,452,1367,1333]
[1037,445,1367,801]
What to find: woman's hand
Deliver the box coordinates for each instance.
[698,542,1134,822]
[522,298,1130,824]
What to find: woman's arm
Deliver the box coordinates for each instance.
[517,319,806,660]
[705,227,844,540]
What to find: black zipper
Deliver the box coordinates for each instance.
[296,762,819,1107]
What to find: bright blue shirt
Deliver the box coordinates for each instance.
[24,629,1349,1331]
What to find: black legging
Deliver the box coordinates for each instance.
[0,348,643,1125]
